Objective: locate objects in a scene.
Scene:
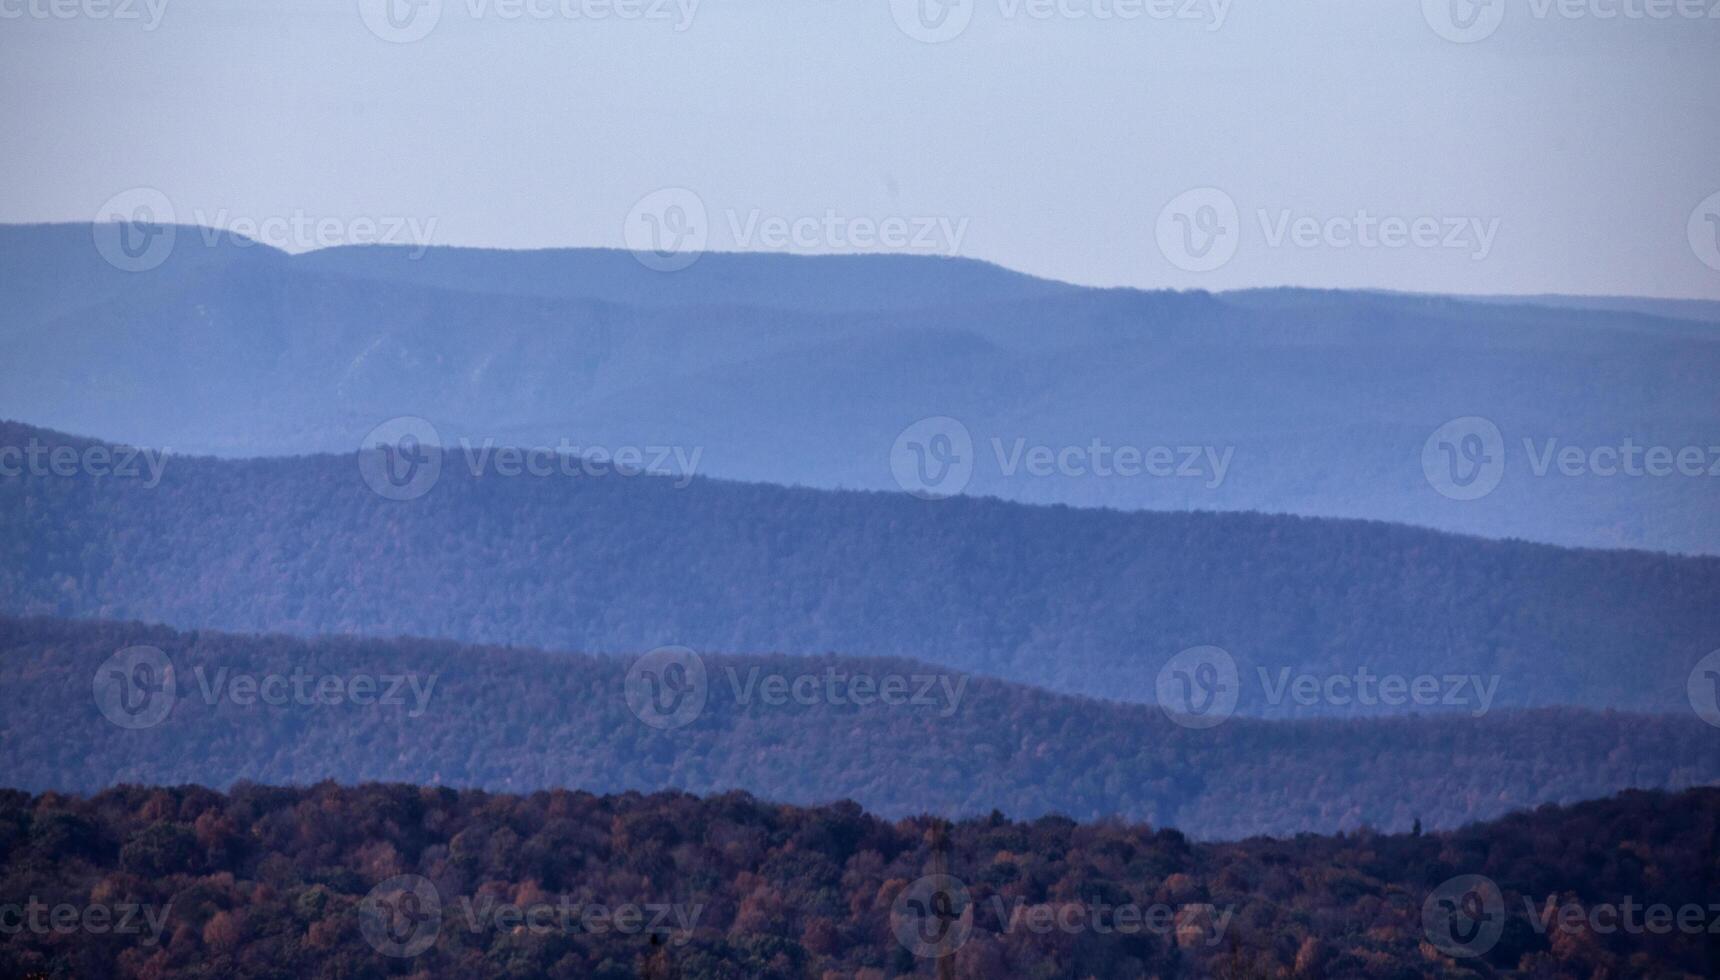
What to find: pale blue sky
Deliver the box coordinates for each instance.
[3,0,1718,297]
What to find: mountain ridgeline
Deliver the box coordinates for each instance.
[4,421,1719,716]
[2,615,1717,840]
[3,223,1718,553]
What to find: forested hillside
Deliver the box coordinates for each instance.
[3,780,1715,978]
[3,616,1714,839]
[5,422,1719,714]
[4,224,1718,552]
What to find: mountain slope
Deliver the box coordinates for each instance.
[4,422,1719,716]
[3,615,1715,839]
[5,224,1719,552]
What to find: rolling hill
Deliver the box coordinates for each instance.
[1,615,1716,840]
[4,422,1719,715]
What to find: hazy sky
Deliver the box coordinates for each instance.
[3,0,1718,298]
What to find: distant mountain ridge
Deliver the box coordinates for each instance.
[4,421,1718,716]
[3,222,1718,552]
[3,615,1715,839]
